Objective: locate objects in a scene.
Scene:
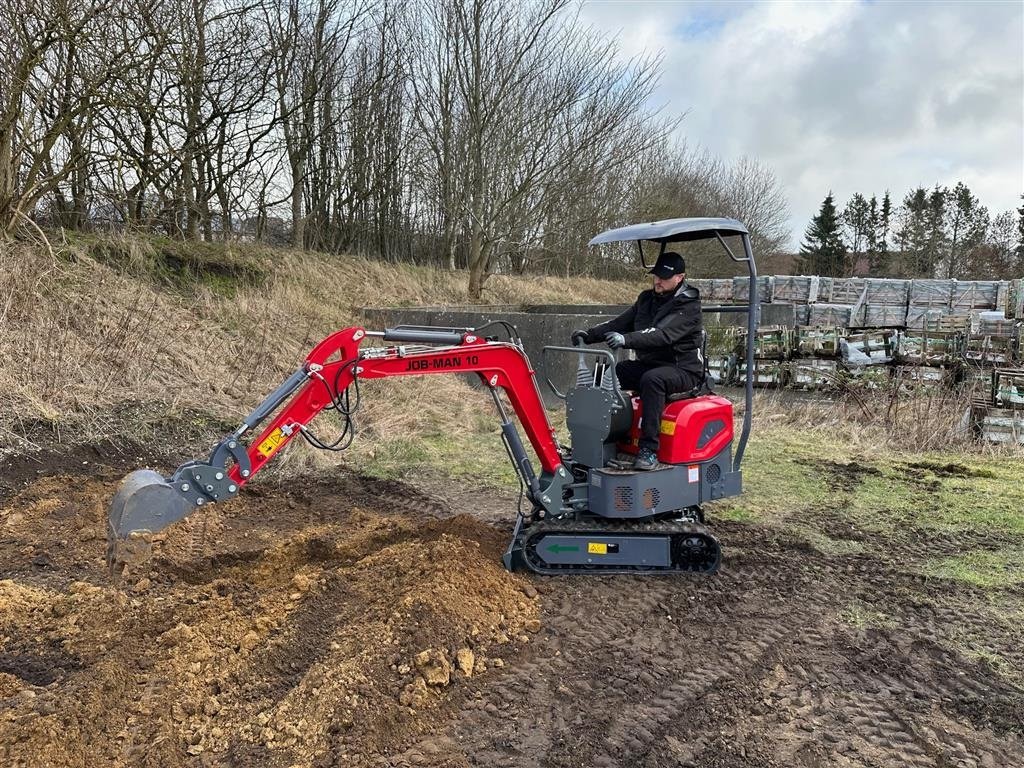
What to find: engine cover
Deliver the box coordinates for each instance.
[620,395,734,465]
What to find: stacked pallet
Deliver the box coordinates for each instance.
[1006,279,1024,319]
[855,278,911,328]
[970,367,1024,444]
[734,326,789,387]
[788,328,842,390]
[896,329,963,367]
[731,275,775,304]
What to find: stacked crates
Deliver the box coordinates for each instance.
[734,326,789,387]
[970,368,1024,444]
[788,327,843,390]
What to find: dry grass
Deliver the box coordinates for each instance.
[748,380,1006,457]
[0,233,640,459]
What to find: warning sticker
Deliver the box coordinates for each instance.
[257,428,287,459]
[588,542,608,555]
[688,465,699,483]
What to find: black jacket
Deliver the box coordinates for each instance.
[585,283,703,374]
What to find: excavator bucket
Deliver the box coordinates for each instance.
[106,469,196,577]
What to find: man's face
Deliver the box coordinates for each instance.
[653,272,685,295]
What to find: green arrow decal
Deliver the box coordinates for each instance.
[546,543,579,553]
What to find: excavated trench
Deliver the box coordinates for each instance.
[0,445,1021,767]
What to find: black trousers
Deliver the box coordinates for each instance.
[615,360,701,452]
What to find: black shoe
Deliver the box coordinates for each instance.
[633,448,658,471]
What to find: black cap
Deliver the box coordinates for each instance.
[648,251,685,279]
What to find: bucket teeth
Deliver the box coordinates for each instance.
[107,469,197,579]
[106,528,154,582]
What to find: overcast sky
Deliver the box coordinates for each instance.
[578,0,1024,249]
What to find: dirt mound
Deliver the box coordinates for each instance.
[0,470,538,767]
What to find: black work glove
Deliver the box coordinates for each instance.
[604,332,626,349]
[571,329,588,346]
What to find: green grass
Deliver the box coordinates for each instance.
[353,422,519,487]
[730,426,840,519]
[793,525,867,556]
[715,505,759,523]
[922,549,1024,590]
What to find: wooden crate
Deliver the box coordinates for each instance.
[952,280,1001,311]
[788,359,840,390]
[979,408,1024,445]
[897,330,964,367]
[818,277,866,304]
[964,334,1018,367]
[994,368,1024,409]
[890,365,954,392]
[731,275,774,304]
[909,279,954,308]
[735,359,789,388]
[752,327,790,360]
[857,304,907,328]
[922,312,971,333]
[842,330,896,366]
[864,278,910,306]
[773,275,821,304]
[707,355,737,386]
[793,327,843,358]
[970,311,1018,336]
[706,325,742,357]
[709,278,735,302]
[687,278,713,298]
[808,303,853,327]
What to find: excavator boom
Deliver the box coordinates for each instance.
[107,326,565,575]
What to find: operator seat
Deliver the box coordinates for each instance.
[665,328,716,403]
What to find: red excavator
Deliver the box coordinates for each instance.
[108,218,760,575]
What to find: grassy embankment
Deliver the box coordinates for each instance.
[2,233,1022,646]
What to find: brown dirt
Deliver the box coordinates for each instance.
[1,448,1022,768]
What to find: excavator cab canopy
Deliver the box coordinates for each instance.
[588,216,759,474]
[589,217,751,270]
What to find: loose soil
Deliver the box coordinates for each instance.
[1,448,1021,767]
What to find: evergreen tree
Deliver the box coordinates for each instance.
[944,181,988,278]
[895,187,929,276]
[879,190,892,263]
[842,193,871,271]
[865,192,891,275]
[922,185,948,277]
[800,192,848,276]
[1017,194,1024,273]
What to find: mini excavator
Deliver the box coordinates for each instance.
[108,218,760,576]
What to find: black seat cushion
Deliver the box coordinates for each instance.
[666,373,716,402]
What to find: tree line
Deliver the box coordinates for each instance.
[0,0,789,296]
[800,186,1023,280]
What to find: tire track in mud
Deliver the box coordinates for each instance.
[431,510,1024,768]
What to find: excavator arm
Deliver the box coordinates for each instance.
[107,326,567,574]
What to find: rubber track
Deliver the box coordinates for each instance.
[519,517,722,575]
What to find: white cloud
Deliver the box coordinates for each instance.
[579,0,1024,249]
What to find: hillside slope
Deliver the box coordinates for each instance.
[0,234,641,457]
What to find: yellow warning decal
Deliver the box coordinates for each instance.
[660,419,676,435]
[588,542,608,555]
[257,428,287,459]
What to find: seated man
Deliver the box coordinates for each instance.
[572,251,703,470]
